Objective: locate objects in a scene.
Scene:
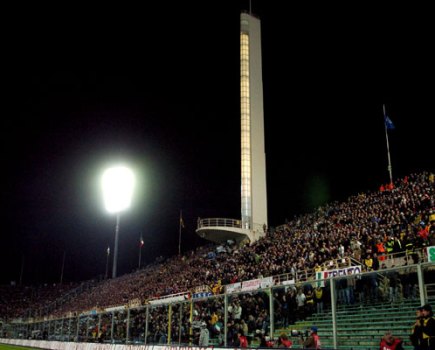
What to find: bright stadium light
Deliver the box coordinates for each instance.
[102,165,135,278]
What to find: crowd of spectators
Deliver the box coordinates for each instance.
[1,172,434,331]
[0,282,79,321]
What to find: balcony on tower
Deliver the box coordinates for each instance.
[196,218,266,244]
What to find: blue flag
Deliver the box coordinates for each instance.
[385,115,395,130]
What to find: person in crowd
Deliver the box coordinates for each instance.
[301,326,321,349]
[238,330,248,348]
[198,321,209,347]
[314,286,324,314]
[277,332,293,348]
[305,289,315,315]
[379,330,404,350]
[410,306,423,350]
[296,289,306,321]
[372,253,381,271]
[418,304,435,350]
[254,328,274,348]
[364,254,374,271]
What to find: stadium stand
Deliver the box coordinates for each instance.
[1,171,434,349]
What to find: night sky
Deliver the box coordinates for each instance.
[1,2,433,284]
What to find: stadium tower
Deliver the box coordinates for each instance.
[196,12,267,244]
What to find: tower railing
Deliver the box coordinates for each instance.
[197,218,242,229]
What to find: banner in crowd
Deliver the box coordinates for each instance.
[192,292,213,299]
[260,276,274,288]
[282,279,295,286]
[226,282,241,294]
[226,276,274,294]
[427,246,435,262]
[324,265,362,278]
[128,298,142,308]
[241,278,262,292]
[104,305,126,312]
[316,265,362,287]
[193,284,211,293]
[148,293,190,305]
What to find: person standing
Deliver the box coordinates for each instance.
[301,326,321,349]
[296,289,306,321]
[199,322,209,347]
[314,286,324,314]
[410,306,423,350]
[419,304,435,350]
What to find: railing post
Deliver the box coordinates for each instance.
[269,287,274,341]
[75,315,79,342]
[97,314,101,343]
[68,317,72,341]
[60,318,63,340]
[178,303,183,345]
[330,278,337,349]
[144,305,149,344]
[168,304,172,345]
[224,293,228,347]
[417,263,426,305]
[110,311,115,343]
[126,308,130,344]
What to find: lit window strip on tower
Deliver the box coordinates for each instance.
[240,31,251,229]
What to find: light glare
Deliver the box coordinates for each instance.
[102,166,135,213]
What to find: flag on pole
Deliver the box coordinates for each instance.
[383,104,394,185]
[140,235,144,248]
[384,115,395,130]
[178,210,185,256]
[180,212,185,229]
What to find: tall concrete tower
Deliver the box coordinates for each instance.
[240,13,268,233]
[196,12,267,243]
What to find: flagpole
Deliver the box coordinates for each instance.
[19,255,24,286]
[383,104,393,184]
[178,210,182,256]
[138,234,143,269]
[60,251,66,284]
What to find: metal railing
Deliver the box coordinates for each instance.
[197,218,242,229]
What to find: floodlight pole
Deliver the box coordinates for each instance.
[102,165,135,279]
[112,213,121,279]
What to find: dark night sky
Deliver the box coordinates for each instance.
[0,2,433,284]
